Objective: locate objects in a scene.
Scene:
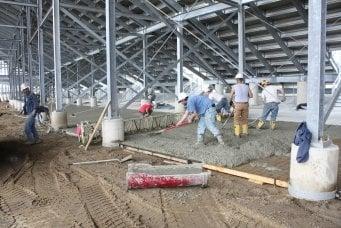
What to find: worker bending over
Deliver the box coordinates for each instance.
[257,80,285,130]
[230,73,253,137]
[176,92,224,145]
[205,85,230,117]
[139,99,154,117]
[21,83,41,145]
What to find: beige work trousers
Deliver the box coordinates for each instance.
[234,102,249,125]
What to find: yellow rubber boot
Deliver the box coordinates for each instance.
[216,114,222,122]
[270,121,276,130]
[256,120,265,129]
[234,125,241,137]
[242,124,248,135]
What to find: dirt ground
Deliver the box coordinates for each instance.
[0,102,340,227]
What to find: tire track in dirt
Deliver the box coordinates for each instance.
[75,175,146,228]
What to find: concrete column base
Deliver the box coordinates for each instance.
[51,111,68,130]
[249,83,259,106]
[76,98,83,106]
[90,97,97,107]
[174,101,185,113]
[102,118,124,148]
[65,98,71,105]
[288,142,339,201]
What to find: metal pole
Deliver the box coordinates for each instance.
[52,0,63,111]
[26,4,33,89]
[20,16,25,99]
[238,2,245,75]
[306,0,327,143]
[37,0,45,105]
[105,0,119,118]
[142,32,147,87]
[76,61,80,95]
[91,57,95,96]
[176,23,184,96]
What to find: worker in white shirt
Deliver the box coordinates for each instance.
[205,85,230,117]
[257,80,286,130]
[230,73,253,137]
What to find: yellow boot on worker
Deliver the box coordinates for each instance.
[256,120,265,129]
[270,121,276,130]
[216,114,222,122]
[234,125,241,137]
[242,124,248,136]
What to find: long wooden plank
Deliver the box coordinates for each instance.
[85,100,111,151]
[121,144,289,188]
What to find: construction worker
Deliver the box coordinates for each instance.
[176,92,224,145]
[139,99,154,117]
[230,73,253,137]
[257,80,285,130]
[20,83,40,144]
[205,85,230,117]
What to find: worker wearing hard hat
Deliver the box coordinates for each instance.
[257,80,286,130]
[20,83,40,144]
[230,73,253,137]
[176,92,224,145]
[204,85,230,118]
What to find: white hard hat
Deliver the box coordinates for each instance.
[178,92,188,102]
[20,83,29,91]
[235,73,244,79]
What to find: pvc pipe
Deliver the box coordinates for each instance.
[90,97,97,107]
[51,111,67,130]
[76,97,83,106]
[296,81,307,105]
[215,84,224,95]
[65,97,71,105]
[289,142,339,201]
[249,83,259,106]
[102,118,124,147]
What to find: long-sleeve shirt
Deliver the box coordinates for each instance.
[24,92,38,115]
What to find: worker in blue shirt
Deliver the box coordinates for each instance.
[176,92,224,145]
[21,83,40,145]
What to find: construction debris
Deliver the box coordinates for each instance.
[126,163,210,189]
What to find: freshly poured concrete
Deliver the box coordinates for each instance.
[125,121,341,167]
[65,104,166,127]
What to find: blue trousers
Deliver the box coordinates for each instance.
[197,107,221,139]
[25,112,38,142]
[261,102,279,121]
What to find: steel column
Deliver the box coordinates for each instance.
[52,0,63,111]
[238,2,245,75]
[176,23,183,96]
[20,16,25,99]
[26,5,32,89]
[91,57,95,96]
[106,0,119,118]
[142,32,147,87]
[306,0,327,143]
[37,0,45,105]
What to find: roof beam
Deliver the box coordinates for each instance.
[249,3,306,74]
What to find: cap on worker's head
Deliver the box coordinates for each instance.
[178,92,188,103]
[261,79,270,86]
[20,83,29,91]
[235,73,244,79]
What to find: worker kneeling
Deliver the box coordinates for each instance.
[139,99,154,117]
[257,80,285,130]
[231,73,253,137]
[176,92,224,145]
